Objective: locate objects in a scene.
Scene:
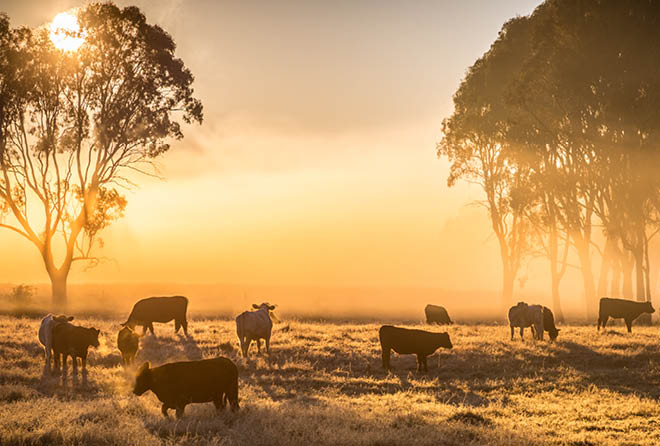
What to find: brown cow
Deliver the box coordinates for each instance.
[133,357,239,418]
[379,325,453,372]
[52,323,100,376]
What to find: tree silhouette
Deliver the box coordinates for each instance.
[0,4,202,305]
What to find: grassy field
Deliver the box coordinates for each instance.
[1,315,660,445]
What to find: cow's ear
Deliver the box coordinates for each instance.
[269,304,276,310]
[252,304,260,309]
[67,316,74,321]
[557,329,561,332]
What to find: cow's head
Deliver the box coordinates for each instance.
[133,362,152,396]
[645,302,656,314]
[87,327,101,348]
[436,332,453,349]
[548,328,560,341]
[252,303,276,311]
[53,315,74,323]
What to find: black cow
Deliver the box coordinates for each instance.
[425,304,453,325]
[133,357,239,418]
[123,296,189,336]
[379,325,452,372]
[542,306,560,341]
[52,323,100,376]
[117,326,140,366]
[598,297,655,333]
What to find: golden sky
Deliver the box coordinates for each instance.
[1,1,561,302]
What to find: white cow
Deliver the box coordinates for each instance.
[235,303,276,357]
[38,314,73,373]
[508,302,544,340]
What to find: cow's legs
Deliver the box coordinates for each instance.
[510,326,514,341]
[148,323,155,336]
[265,335,271,354]
[141,324,148,336]
[601,316,608,330]
[161,404,169,417]
[81,357,87,374]
[175,319,181,333]
[214,395,226,412]
[417,354,428,372]
[62,353,68,376]
[181,319,188,336]
[53,350,60,374]
[72,355,78,376]
[520,327,524,340]
[256,339,262,354]
[381,346,391,370]
[625,319,633,333]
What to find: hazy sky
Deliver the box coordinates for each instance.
[1,1,552,298]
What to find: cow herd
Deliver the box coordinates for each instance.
[34,294,655,418]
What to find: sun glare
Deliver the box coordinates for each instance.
[50,12,85,51]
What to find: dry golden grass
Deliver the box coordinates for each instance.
[1,315,660,445]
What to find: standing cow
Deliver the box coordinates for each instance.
[133,357,239,418]
[38,314,74,374]
[52,323,100,376]
[122,296,189,336]
[235,303,276,358]
[598,297,655,333]
[379,325,453,372]
[118,326,141,366]
[425,304,453,325]
[508,302,544,340]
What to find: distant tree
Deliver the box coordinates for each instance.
[438,17,536,308]
[0,4,203,305]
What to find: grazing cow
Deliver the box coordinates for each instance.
[540,306,560,341]
[117,326,140,366]
[52,323,100,376]
[425,304,453,325]
[38,314,74,373]
[379,325,453,372]
[508,302,544,340]
[122,296,189,336]
[133,357,239,418]
[597,297,655,333]
[235,303,276,358]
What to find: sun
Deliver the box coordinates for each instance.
[50,11,86,51]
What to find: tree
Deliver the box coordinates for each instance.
[0,4,203,305]
[438,17,536,308]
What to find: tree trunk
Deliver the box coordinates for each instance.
[597,238,614,299]
[610,249,621,297]
[502,267,515,311]
[50,272,68,308]
[573,235,597,318]
[622,251,634,299]
[634,244,651,325]
[548,226,564,323]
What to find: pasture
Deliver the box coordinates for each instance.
[1,315,660,445]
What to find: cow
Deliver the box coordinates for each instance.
[133,357,239,418]
[38,314,74,373]
[117,326,140,366]
[508,302,544,340]
[425,304,453,325]
[52,323,100,376]
[122,296,189,336]
[540,306,560,341]
[235,303,276,358]
[597,297,655,333]
[379,325,453,372]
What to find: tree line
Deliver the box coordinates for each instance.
[438,0,660,320]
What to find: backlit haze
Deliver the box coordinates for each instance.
[1,0,591,319]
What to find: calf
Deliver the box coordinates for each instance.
[52,323,100,376]
[133,357,239,418]
[379,325,453,372]
[117,326,140,366]
[236,303,276,357]
[425,304,453,325]
[508,302,544,340]
[38,314,74,373]
[123,296,189,336]
[598,297,655,333]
